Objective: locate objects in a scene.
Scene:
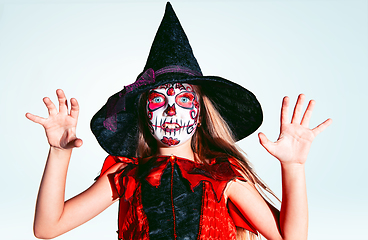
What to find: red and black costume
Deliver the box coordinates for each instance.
[91,3,264,240]
[99,155,258,240]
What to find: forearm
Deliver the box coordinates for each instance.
[279,163,308,240]
[258,95,331,240]
[34,147,72,238]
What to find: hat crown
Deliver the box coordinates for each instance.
[143,2,202,75]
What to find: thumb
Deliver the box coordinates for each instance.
[65,138,83,149]
[258,132,276,155]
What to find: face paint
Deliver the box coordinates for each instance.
[147,83,200,147]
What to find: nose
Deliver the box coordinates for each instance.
[164,104,176,116]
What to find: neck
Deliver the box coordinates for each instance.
[156,140,195,161]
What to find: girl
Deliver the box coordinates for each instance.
[26,3,332,240]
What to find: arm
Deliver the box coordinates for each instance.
[228,94,332,240]
[34,149,123,239]
[26,90,123,239]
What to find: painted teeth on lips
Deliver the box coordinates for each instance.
[161,122,181,129]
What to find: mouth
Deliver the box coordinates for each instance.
[161,122,182,131]
[150,117,196,135]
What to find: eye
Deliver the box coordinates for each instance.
[179,97,190,103]
[175,92,195,109]
[153,96,164,103]
[148,91,166,111]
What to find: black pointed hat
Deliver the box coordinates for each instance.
[91,2,263,157]
[144,3,202,75]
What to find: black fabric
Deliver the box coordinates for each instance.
[143,2,202,74]
[91,102,139,157]
[141,162,202,240]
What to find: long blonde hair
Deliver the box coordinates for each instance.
[137,85,278,240]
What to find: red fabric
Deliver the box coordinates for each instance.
[98,155,258,239]
[228,199,258,234]
[99,155,138,176]
[119,187,149,240]
[198,181,237,239]
[99,155,119,176]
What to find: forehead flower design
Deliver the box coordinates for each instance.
[147,83,200,147]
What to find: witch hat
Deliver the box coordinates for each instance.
[91,2,262,157]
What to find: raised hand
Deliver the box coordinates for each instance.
[258,94,332,165]
[26,89,83,150]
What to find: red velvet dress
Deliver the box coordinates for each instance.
[99,155,257,240]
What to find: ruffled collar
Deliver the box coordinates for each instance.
[110,155,242,202]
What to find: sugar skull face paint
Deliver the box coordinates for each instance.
[147,83,200,147]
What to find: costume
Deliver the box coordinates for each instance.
[99,155,257,240]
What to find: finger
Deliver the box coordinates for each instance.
[258,132,276,156]
[291,94,305,124]
[312,118,332,136]
[56,89,68,114]
[65,138,83,149]
[281,96,290,126]
[69,98,79,120]
[301,100,315,127]
[25,112,46,125]
[43,97,57,116]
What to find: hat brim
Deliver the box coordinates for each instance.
[91,75,262,157]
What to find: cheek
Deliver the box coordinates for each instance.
[148,101,165,111]
[191,100,200,121]
[147,111,153,120]
[190,110,197,120]
[147,107,163,124]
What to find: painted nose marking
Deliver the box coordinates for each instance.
[165,104,176,116]
[167,87,175,96]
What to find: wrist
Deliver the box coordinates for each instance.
[46,146,73,168]
[278,155,307,167]
[49,146,73,156]
[280,162,305,172]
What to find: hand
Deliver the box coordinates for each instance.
[26,89,83,150]
[258,94,332,165]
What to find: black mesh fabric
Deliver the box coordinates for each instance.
[141,162,202,240]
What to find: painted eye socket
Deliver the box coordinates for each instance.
[148,91,166,111]
[175,92,195,109]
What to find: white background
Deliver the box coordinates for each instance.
[0,0,367,239]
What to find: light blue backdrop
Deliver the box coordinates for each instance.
[0,0,367,239]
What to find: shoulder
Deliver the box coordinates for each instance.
[98,155,137,179]
[94,155,139,200]
[208,156,247,181]
[226,178,257,199]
